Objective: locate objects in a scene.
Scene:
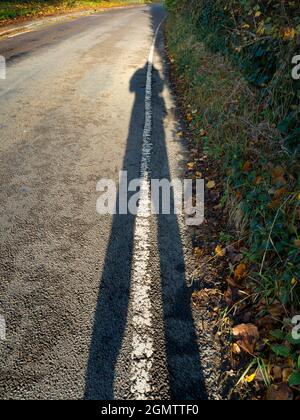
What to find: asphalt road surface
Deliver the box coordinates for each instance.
[0,4,213,400]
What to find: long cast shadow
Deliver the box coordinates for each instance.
[151,50,207,400]
[84,64,147,400]
[85,5,208,400]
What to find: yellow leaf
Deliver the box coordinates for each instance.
[194,247,203,258]
[187,162,195,170]
[245,372,256,383]
[215,245,226,258]
[291,278,298,286]
[232,343,241,355]
[257,22,265,36]
[200,129,207,137]
[294,239,300,248]
[194,171,202,179]
[283,27,296,41]
[255,11,262,17]
[297,193,300,201]
[207,180,216,189]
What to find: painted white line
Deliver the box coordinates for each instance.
[0,315,6,341]
[7,30,32,38]
[130,20,164,400]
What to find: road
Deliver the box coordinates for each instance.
[0,4,212,400]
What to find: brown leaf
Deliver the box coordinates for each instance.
[272,366,283,382]
[193,247,204,258]
[236,191,242,201]
[232,323,259,354]
[272,175,286,186]
[266,384,293,401]
[242,161,252,172]
[272,166,285,179]
[253,175,263,185]
[227,276,239,288]
[232,343,241,355]
[224,287,234,306]
[268,198,281,209]
[282,368,293,384]
[274,187,288,199]
[234,263,247,281]
[294,239,300,249]
[268,303,285,318]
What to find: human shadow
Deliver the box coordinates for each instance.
[84,60,208,400]
[84,63,147,400]
[85,9,208,397]
[151,59,207,401]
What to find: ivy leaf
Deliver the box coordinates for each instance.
[271,344,291,358]
[288,372,300,387]
[270,330,285,340]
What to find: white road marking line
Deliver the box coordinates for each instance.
[7,30,32,38]
[0,315,6,341]
[130,19,164,400]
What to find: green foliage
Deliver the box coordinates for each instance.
[166,0,299,338]
[166,0,300,155]
[0,1,147,22]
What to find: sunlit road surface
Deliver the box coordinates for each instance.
[0,4,210,400]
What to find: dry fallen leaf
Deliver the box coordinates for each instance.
[215,245,226,258]
[253,175,263,185]
[200,129,207,137]
[268,198,281,209]
[234,263,247,281]
[283,27,296,41]
[268,302,285,318]
[282,368,293,384]
[245,372,256,383]
[207,180,216,189]
[274,187,287,199]
[187,162,195,170]
[232,343,241,355]
[272,166,285,179]
[272,366,282,382]
[266,384,293,401]
[242,161,252,172]
[194,171,203,179]
[294,239,300,248]
[232,323,259,354]
[272,175,286,186]
[193,247,204,258]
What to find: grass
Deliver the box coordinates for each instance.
[166,9,300,399]
[0,0,149,24]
